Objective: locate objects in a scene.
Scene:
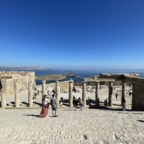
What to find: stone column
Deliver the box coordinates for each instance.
[42,80,46,101]
[1,92,6,108]
[122,80,126,105]
[28,81,33,107]
[69,80,73,107]
[108,82,113,106]
[34,82,36,90]
[132,83,135,110]
[55,81,60,107]
[14,81,20,108]
[82,81,86,107]
[95,82,99,107]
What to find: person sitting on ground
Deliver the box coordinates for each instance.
[78,97,83,110]
[39,95,49,118]
[104,98,108,106]
[60,97,64,106]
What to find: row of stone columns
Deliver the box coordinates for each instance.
[82,81,115,107]
[0,80,61,108]
[1,81,34,108]
[1,80,127,108]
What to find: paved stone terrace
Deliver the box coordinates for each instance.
[0,108,144,144]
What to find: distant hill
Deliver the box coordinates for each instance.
[0,66,53,71]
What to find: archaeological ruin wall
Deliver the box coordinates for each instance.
[0,71,35,96]
[125,76,144,111]
[46,80,73,93]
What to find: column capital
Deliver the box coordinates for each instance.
[56,81,59,83]
[42,80,46,83]
[69,80,73,83]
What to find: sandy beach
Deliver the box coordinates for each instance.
[0,85,144,144]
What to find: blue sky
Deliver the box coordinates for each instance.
[0,0,144,69]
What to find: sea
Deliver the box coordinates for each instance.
[34,69,144,85]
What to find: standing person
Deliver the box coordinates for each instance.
[122,97,126,111]
[73,96,75,106]
[88,97,91,105]
[39,95,49,118]
[115,93,118,100]
[78,97,83,110]
[37,90,39,95]
[50,94,57,117]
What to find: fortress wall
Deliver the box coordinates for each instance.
[0,71,35,96]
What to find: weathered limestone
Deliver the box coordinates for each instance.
[69,80,73,107]
[82,81,86,107]
[55,81,60,107]
[108,82,113,107]
[14,81,19,108]
[34,82,36,89]
[122,80,126,105]
[95,82,99,107]
[1,92,6,108]
[46,81,69,93]
[42,80,46,101]
[28,81,33,107]
[0,71,35,96]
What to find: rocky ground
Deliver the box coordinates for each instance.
[0,108,144,144]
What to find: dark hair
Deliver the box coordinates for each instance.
[42,95,47,101]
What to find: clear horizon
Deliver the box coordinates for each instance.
[0,0,144,69]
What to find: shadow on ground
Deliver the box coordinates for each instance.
[23,114,39,117]
[22,102,29,106]
[89,104,131,111]
[33,102,42,107]
[137,120,144,123]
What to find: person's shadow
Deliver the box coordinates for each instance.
[137,120,144,123]
[23,114,39,117]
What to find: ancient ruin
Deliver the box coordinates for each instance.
[0,71,144,111]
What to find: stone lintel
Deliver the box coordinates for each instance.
[83,79,115,82]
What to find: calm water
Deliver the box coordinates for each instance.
[33,69,144,85]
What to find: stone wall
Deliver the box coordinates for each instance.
[46,80,73,92]
[125,76,144,111]
[0,71,35,96]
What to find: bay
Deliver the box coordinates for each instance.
[33,69,144,85]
